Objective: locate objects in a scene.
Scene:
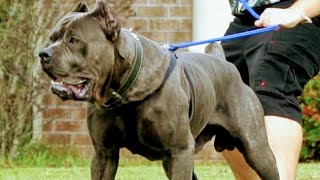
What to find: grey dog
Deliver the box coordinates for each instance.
[39,1,279,179]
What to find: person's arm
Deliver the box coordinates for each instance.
[292,0,320,19]
[254,0,320,28]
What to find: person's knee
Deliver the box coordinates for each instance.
[264,116,303,180]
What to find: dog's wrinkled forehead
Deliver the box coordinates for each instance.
[49,1,121,43]
[49,13,86,42]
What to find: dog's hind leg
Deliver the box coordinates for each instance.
[221,120,278,180]
[224,94,280,179]
[233,131,279,180]
[219,83,279,180]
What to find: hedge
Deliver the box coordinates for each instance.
[300,74,320,161]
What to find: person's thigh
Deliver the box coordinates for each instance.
[222,115,303,180]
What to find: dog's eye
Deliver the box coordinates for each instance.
[69,37,79,44]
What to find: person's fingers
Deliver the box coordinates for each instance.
[254,20,263,27]
[254,8,305,28]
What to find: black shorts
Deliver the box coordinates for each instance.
[221,3,320,124]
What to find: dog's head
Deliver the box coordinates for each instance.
[39,1,121,102]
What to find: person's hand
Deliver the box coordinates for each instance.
[254,8,312,28]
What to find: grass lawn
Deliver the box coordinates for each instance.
[1,160,319,180]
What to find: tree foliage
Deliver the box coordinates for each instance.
[0,0,41,161]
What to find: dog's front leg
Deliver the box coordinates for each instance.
[87,105,123,180]
[91,147,119,180]
[163,136,195,180]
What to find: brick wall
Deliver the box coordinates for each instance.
[40,0,223,161]
[123,0,192,43]
[42,95,93,155]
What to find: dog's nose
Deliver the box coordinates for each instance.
[39,50,52,63]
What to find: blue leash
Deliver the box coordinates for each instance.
[167,0,280,51]
[239,0,261,19]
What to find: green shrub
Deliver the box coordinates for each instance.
[300,74,320,161]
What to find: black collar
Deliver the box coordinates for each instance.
[102,32,143,108]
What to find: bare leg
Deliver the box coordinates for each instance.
[223,148,260,180]
[222,115,303,180]
[265,116,302,179]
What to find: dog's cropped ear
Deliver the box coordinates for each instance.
[90,0,121,41]
[73,2,89,13]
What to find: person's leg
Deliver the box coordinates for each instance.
[264,116,303,179]
[222,148,260,180]
[222,115,303,180]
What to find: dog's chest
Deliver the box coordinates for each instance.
[119,111,170,160]
[112,91,184,160]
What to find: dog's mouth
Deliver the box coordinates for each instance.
[50,79,90,101]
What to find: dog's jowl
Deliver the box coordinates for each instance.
[39,1,279,180]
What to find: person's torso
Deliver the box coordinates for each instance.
[229,0,288,16]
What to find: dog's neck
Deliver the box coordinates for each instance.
[99,28,174,107]
[100,29,143,107]
[113,28,141,88]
